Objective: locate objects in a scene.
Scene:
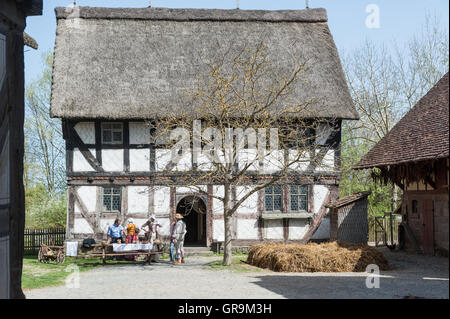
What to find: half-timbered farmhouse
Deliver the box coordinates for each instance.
[51,6,359,248]
[356,73,449,256]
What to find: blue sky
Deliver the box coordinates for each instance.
[24,0,449,85]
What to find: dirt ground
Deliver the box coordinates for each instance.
[25,247,449,299]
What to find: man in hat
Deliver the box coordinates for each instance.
[171,213,187,264]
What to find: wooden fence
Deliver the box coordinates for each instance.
[24,228,66,255]
[368,214,401,246]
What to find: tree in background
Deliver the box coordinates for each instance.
[24,52,66,228]
[341,15,449,219]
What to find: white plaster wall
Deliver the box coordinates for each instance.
[264,220,284,239]
[100,219,116,234]
[288,219,309,240]
[313,185,329,215]
[196,152,213,171]
[74,218,94,234]
[155,149,191,171]
[176,185,206,194]
[237,148,258,171]
[261,150,284,173]
[315,123,333,145]
[74,186,97,213]
[129,122,150,144]
[154,186,170,215]
[317,149,335,172]
[212,185,224,215]
[288,150,309,171]
[157,217,171,236]
[102,149,124,171]
[128,186,149,213]
[235,186,257,214]
[73,148,96,172]
[74,122,95,144]
[213,219,224,241]
[236,219,259,239]
[311,216,330,239]
[130,149,150,171]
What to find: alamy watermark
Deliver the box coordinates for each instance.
[365,264,380,288]
[365,4,380,29]
[168,120,280,172]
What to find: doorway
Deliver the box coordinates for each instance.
[176,196,207,246]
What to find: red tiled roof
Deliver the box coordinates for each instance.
[355,72,449,169]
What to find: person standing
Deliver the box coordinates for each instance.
[172,213,187,264]
[141,215,161,244]
[169,220,176,262]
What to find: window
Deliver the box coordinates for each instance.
[103,187,121,212]
[264,186,282,211]
[290,185,308,211]
[102,123,123,144]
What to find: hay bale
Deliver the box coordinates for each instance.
[247,241,389,272]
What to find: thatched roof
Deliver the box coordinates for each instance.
[355,72,449,169]
[23,32,38,49]
[51,6,358,120]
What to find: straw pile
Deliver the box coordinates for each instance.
[247,241,389,272]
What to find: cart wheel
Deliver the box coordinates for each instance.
[38,249,43,263]
[57,252,65,264]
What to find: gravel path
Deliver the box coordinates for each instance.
[25,248,448,299]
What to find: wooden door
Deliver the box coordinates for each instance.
[422,199,434,255]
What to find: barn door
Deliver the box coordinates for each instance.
[422,199,434,255]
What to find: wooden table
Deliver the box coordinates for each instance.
[87,242,163,265]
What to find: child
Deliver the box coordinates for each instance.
[126,218,138,244]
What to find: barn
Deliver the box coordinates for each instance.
[0,0,43,299]
[50,6,359,248]
[355,73,449,255]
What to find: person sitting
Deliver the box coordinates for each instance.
[107,218,124,244]
[126,218,138,244]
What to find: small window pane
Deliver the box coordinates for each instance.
[273,195,282,211]
[103,124,112,130]
[265,195,273,211]
[112,196,121,211]
[104,188,111,195]
[273,186,282,194]
[112,188,120,194]
[299,196,307,211]
[265,186,273,194]
[103,130,112,142]
[113,131,122,142]
[299,186,308,195]
[103,196,111,211]
[113,123,122,130]
[291,196,299,211]
[290,186,298,194]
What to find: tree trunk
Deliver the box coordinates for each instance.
[222,183,233,266]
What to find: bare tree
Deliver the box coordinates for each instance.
[25,52,65,194]
[150,43,337,265]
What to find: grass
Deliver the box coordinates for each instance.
[204,255,265,273]
[22,255,139,290]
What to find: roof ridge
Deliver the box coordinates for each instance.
[55,6,328,23]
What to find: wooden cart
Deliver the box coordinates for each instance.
[38,243,65,264]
